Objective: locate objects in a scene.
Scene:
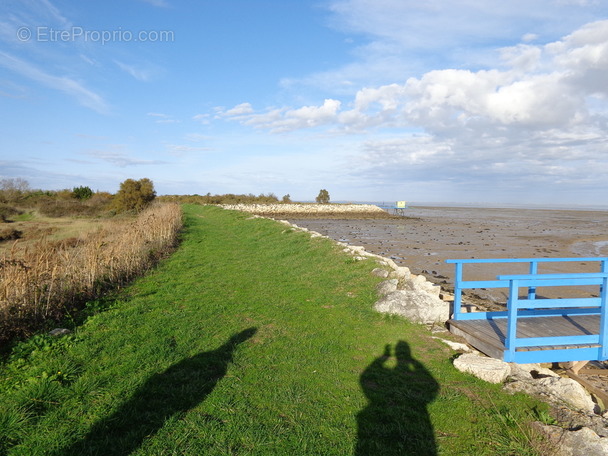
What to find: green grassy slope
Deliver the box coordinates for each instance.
[0,205,548,455]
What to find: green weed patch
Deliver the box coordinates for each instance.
[0,205,548,455]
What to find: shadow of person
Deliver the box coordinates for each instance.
[356,341,439,456]
[58,327,257,456]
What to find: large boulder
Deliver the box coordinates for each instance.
[505,375,597,414]
[453,353,511,384]
[532,424,608,456]
[376,279,398,295]
[404,274,441,297]
[373,289,449,324]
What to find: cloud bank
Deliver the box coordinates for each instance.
[219,19,608,202]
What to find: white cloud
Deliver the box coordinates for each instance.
[114,60,157,82]
[0,51,108,113]
[221,102,254,116]
[147,112,180,124]
[279,0,605,97]
[87,149,167,167]
[192,113,211,125]
[522,33,540,43]
[223,99,342,133]
[219,18,608,203]
[229,19,608,135]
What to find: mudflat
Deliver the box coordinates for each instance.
[287,206,608,301]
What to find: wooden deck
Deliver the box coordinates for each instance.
[449,314,601,361]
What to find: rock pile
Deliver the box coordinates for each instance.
[451,352,608,456]
[219,203,388,216]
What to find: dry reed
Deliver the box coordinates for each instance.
[0,203,182,344]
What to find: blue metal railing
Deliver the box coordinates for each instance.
[446,258,608,363]
[498,272,608,362]
[446,258,608,320]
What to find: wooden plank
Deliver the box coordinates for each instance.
[448,315,604,360]
[577,368,608,376]
[566,370,608,411]
[448,324,505,360]
[561,360,589,374]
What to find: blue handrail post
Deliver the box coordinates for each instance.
[528,260,538,300]
[453,261,463,320]
[600,276,608,360]
[601,260,608,297]
[504,279,520,362]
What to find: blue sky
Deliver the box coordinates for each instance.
[1,1,608,206]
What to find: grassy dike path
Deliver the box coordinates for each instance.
[0,205,548,455]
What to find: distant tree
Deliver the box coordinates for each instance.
[0,178,30,203]
[316,189,330,204]
[112,178,156,212]
[282,194,292,203]
[72,186,93,200]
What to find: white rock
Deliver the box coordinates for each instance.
[433,337,474,352]
[536,377,597,413]
[392,266,412,280]
[453,353,511,384]
[374,289,449,324]
[371,268,390,278]
[376,279,399,295]
[533,424,608,456]
[404,274,441,297]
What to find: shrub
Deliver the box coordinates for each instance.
[72,186,93,200]
[0,204,21,223]
[111,178,156,213]
[0,228,21,241]
[37,199,96,217]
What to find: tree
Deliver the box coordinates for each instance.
[315,189,330,204]
[72,186,93,200]
[112,178,156,212]
[282,194,292,203]
[0,178,30,203]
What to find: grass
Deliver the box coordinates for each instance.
[0,205,551,455]
[0,203,182,344]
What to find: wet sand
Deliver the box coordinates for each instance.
[288,206,608,303]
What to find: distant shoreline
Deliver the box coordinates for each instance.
[218,203,400,219]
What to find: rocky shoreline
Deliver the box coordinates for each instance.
[219,203,398,219]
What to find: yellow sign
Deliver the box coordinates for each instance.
[396,201,407,208]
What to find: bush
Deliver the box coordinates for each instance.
[0,204,21,223]
[157,192,283,205]
[0,228,21,241]
[37,199,94,217]
[111,178,156,213]
[72,186,93,200]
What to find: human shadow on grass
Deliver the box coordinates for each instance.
[58,327,257,456]
[356,341,439,456]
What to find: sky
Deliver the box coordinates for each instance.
[1,0,608,206]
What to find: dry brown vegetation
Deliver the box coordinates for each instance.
[0,203,182,344]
